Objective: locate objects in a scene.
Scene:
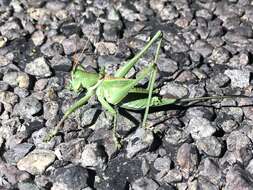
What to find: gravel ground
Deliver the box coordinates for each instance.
[1,0,253,190]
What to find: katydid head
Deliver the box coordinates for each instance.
[69,66,100,93]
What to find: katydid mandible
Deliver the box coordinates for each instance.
[44,31,245,147]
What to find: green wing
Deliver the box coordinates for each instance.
[101,79,136,105]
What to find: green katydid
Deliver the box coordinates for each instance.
[44,30,246,148]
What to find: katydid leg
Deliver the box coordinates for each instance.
[43,89,95,142]
[142,66,157,128]
[96,88,122,149]
[142,37,162,128]
[114,31,162,78]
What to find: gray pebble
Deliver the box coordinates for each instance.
[224,69,250,88]
[176,143,199,177]
[160,82,188,98]
[126,128,154,158]
[211,47,231,64]
[25,57,52,77]
[192,40,213,57]
[131,177,159,190]
[0,55,11,67]
[54,139,86,163]
[31,30,45,46]
[0,91,18,105]
[0,81,9,91]
[157,169,183,184]
[43,101,59,121]
[224,164,253,190]
[40,42,64,58]
[0,162,31,189]
[51,166,89,190]
[3,143,34,164]
[186,117,217,140]
[157,56,178,75]
[88,128,118,159]
[80,143,107,170]
[14,96,42,118]
[226,131,252,163]
[196,136,224,157]
[18,182,40,190]
[14,87,30,98]
[50,54,72,72]
[153,156,171,171]
[164,125,189,145]
[199,158,222,186]
[17,149,56,175]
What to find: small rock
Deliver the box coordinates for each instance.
[3,143,34,164]
[0,91,18,105]
[153,156,172,171]
[158,169,183,183]
[0,55,11,67]
[80,143,107,169]
[50,54,72,72]
[211,47,231,64]
[60,23,81,36]
[176,143,199,176]
[41,42,64,57]
[131,177,159,190]
[14,96,42,118]
[18,182,40,190]
[0,36,7,48]
[226,131,252,163]
[45,1,66,11]
[199,158,222,186]
[14,87,30,98]
[95,41,118,55]
[239,52,250,65]
[34,78,48,91]
[160,4,179,21]
[224,164,253,190]
[32,128,61,150]
[157,56,178,75]
[3,72,30,88]
[103,20,123,41]
[0,162,31,188]
[31,30,45,46]
[17,149,56,175]
[25,57,52,77]
[196,136,224,157]
[246,159,253,175]
[61,35,86,55]
[126,128,154,158]
[224,69,250,88]
[160,82,188,98]
[186,117,217,140]
[51,166,89,190]
[88,128,118,159]
[54,138,86,163]
[0,81,9,91]
[164,125,189,145]
[43,101,59,120]
[192,177,219,190]
[196,9,213,20]
[191,40,213,57]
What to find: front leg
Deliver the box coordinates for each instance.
[43,89,94,142]
[96,88,122,149]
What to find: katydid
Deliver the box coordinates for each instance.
[44,30,246,148]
